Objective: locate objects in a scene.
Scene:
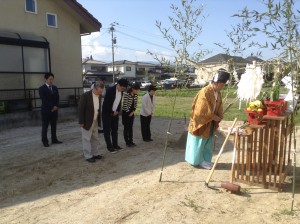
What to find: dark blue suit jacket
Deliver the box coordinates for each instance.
[39,84,59,112]
[102,85,123,115]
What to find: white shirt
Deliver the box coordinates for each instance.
[92,91,99,121]
[211,84,218,113]
[140,93,156,116]
[112,87,122,112]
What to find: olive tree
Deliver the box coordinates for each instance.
[148,0,208,80]
[230,0,299,210]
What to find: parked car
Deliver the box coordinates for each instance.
[140,81,152,90]
[161,79,176,89]
[175,79,187,88]
[161,79,188,89]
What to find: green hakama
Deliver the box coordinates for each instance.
[185,125,214,166]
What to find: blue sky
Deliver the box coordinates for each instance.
[77,0,299,62]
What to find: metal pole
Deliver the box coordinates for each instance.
[111,26,115,84]
[110,23,117,84]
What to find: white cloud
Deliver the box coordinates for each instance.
[81,32,176,62]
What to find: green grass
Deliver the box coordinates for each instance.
[180,196,203,213]
[272,208,295,217]
[135,87,299,125]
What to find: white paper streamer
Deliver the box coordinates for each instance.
[237,62,264,101]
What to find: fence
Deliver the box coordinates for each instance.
[0,87,83,113]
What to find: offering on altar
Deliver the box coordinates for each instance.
[246,100,263,112]
[244,100,265,125]
[264,99,287,116]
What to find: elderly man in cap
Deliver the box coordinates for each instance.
[78,82,105,163]
[185,69,230,169]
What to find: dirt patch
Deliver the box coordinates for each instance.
[0,117,299,224]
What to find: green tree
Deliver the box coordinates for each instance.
[235,0,299,96]
[231,0,299,211]
[148,0,209,79]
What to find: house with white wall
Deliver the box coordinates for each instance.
[82,55,107,74]
[82,55,114,84]
[106,60,158,81]
[136,61,157,80]
[194,53,263,84]
[0,0,101,111]
[107,60,136,81]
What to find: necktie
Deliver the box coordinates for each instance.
[49,86,53,93]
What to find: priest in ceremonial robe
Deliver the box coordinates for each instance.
[185,69,230,169]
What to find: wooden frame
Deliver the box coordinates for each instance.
[233,112,293,191]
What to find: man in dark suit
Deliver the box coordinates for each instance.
[39,73,62,147]
[79,82,105,163]
[102,78,129,153]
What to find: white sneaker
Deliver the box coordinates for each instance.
[200,161,212,170]
[206,161,214,167]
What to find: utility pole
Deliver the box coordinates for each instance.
[110,22,118,84]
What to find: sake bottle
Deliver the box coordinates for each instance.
[270,91,273,102]
[272,81,280,101]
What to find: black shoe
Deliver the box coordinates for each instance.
[98,130,104,133]
[43,142,50,147]
[107,148,118,154]
[143,139,151,142]
[86,157,96,163]
[114,146,123,151]
[149,138,153,141]
[127,142,136,147]
[52,140,63,144]
[93,155,103,160]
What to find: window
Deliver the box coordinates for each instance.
[126,66,131,71]
[23,47,49,73]
[25,0,37,13]
[0,32,49,73]
[91,65,106,72]
[0,44,23,72]
[46,13,58,28]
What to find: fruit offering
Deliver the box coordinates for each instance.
[246,100,263,111]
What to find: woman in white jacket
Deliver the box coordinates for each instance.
[140,85,157,141]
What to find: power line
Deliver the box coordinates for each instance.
[81,43,176,59]
[81,28,109,45]
[116,30,174,51]
[117,24,163,39]
[81,23,178,59]
[82,27,172,52]
[115,45,176,58]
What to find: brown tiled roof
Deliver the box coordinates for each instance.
[199,53,250,64]
[245,56,264,63]
[112,60,136,65]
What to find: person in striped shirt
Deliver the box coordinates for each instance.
[122,83,140,147]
